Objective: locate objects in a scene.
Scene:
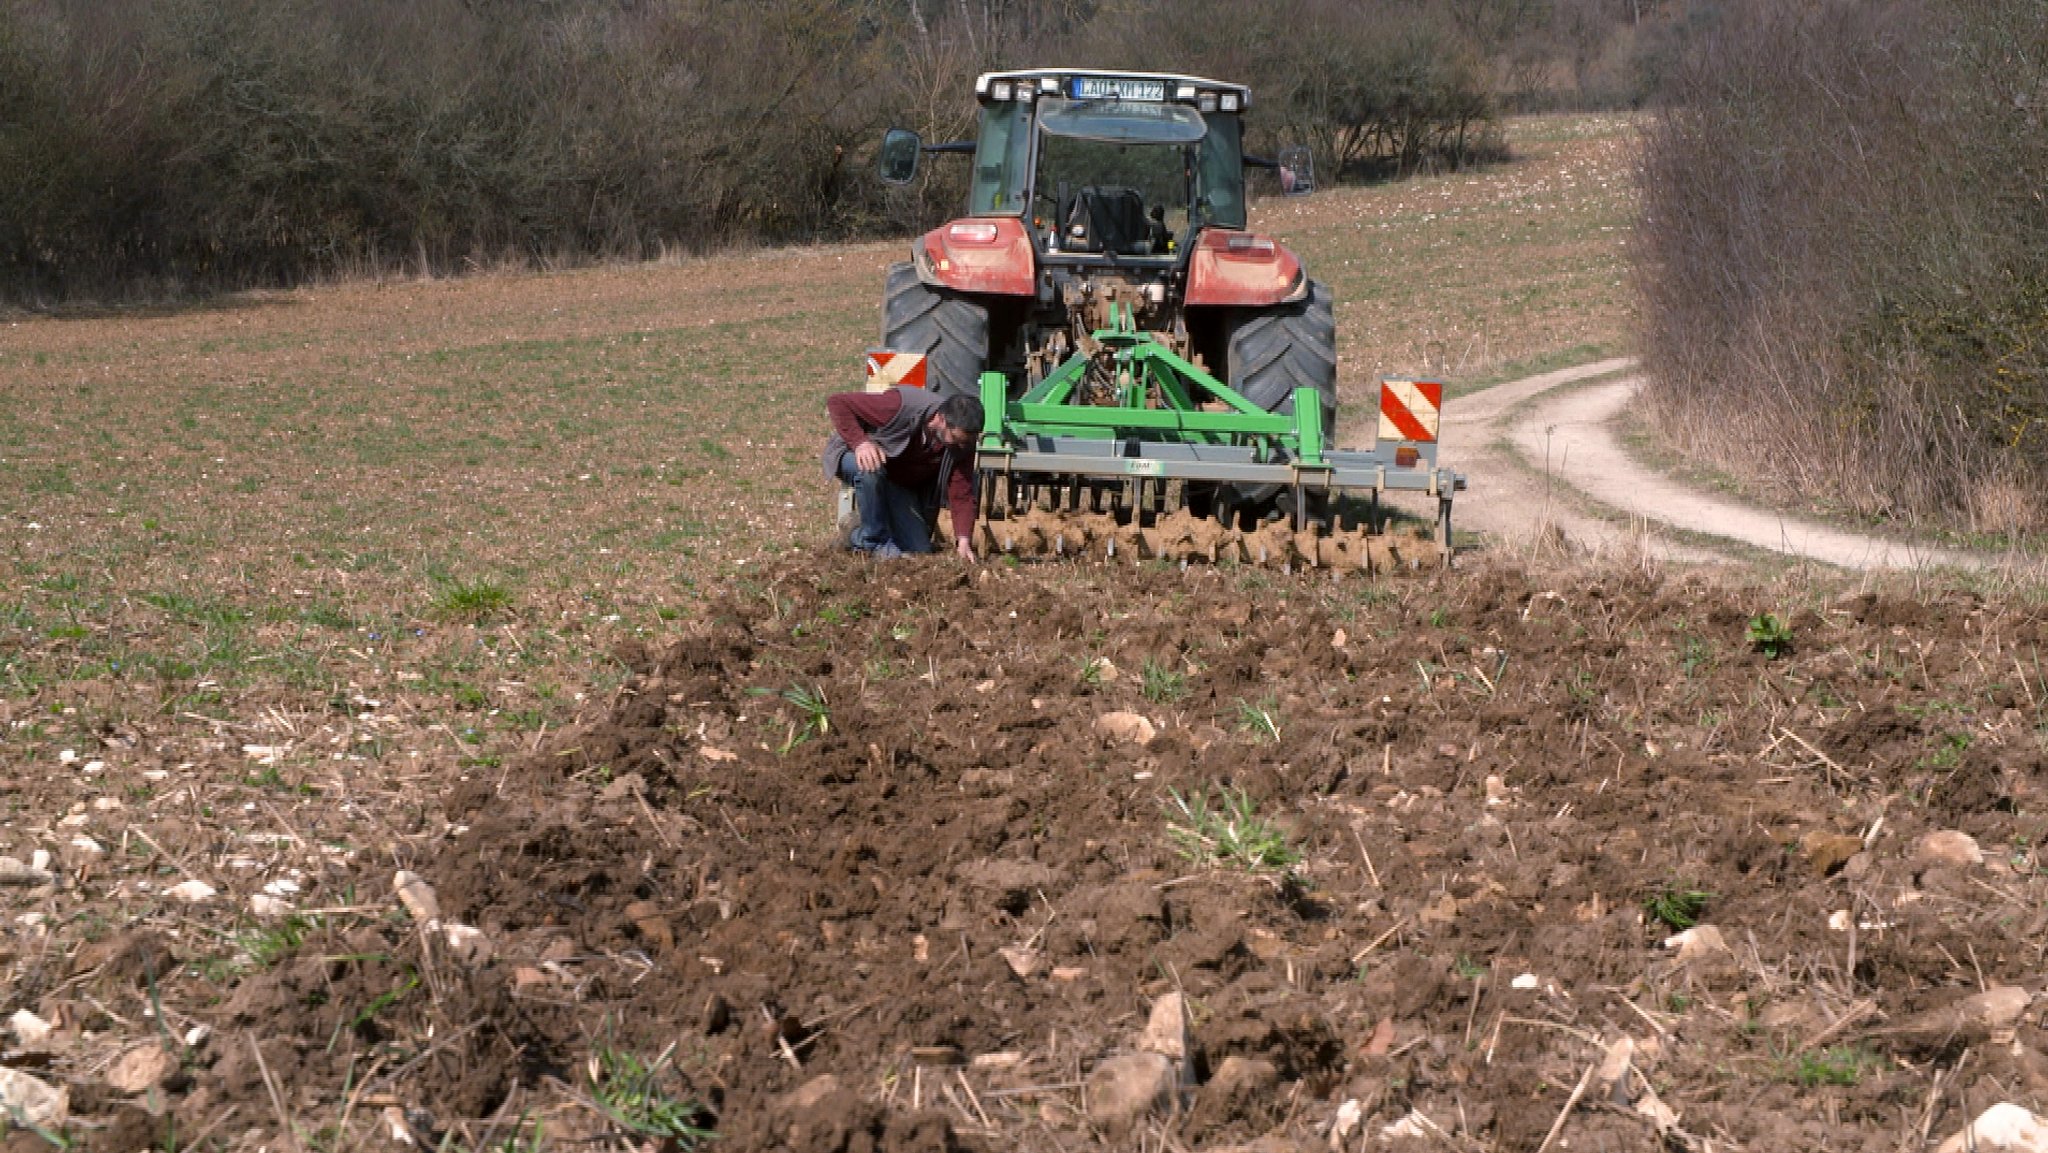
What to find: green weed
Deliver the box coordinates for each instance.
[1078,656,1111,689]
[778,684,829,752]
[1746,612,1793,659]
[1680,635,1713,677]
[1163,787,1300,874]
[588,1046,713,1147]
[1141,658,1187,703]
[1643,883,1712,931]
[1787,1045,1879,1087]
[237,914,321,969]
[1232,693,1282,741]
[431,577,513,622]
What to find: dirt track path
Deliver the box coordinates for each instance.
[1434,359,1993,571]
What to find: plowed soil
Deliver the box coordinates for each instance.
[44,549,2043,1152]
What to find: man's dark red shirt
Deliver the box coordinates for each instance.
[826,390,977,539]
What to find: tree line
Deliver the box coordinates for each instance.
[0,0,1664,302]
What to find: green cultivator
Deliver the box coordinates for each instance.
[968,311,1462,570]
[874,67,1465,570]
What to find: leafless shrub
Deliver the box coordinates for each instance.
[1636,0,2048,532]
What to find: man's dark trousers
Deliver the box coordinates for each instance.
[837,454,933,555]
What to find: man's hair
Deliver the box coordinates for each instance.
[938,394,985,436]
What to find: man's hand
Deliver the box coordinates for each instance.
[852,440,886,472]
[954,536,977,562]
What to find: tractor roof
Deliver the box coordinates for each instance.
[975,68,1252,109]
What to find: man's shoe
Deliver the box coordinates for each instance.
[872,542,905,560]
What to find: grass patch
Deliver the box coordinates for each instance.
[1786,1045,1880,1087]
[430,577,513,622]
[1164,786,1300,875]
[588,1046,713,1147]
[237,914,322,969]
[1231,693,1282,742]
[1141,657,1187,703]
[1642,883,1712,931]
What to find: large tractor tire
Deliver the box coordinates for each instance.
[882,261,989,400]
[1226,279,1339,434]
[1218,280,1339,523]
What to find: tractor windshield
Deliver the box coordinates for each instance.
[968,96,1247,235]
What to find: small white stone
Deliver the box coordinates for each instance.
[264,878,301,896]
[1935,1103,2048,1153]
[1828,909,1854,932]
[1663,924,1730,962]
[167,879,218,905]
[442,923,492,968]
[1511,973,1541,990]
[69,835,102,855]
[183,1025,211,1048]
[81,760,104,774]
[30,849,50,872]
[393,870,440,922]
[1330,1099,1365,1150]
[249,893,293,918]
[9,1009,53,1046]
[57,749,77,764]
[1137,992,1189,1065]
[0,1067,67,1126]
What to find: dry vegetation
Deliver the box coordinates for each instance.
[1635,0,2048,542]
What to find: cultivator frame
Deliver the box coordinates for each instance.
[973,313,1465,564]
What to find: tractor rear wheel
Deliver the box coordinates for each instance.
[1226,279,1338,433]
[882,261,989,399]
[1219,280,1338,525]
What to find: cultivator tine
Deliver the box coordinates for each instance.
[970,497,1409,572]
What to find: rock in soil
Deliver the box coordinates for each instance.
[7,1010,52,1048]
[1190,1055,1281,1132]
[1912,829,1984,869]
[1138,991,1189,1066]
[0,1066,67,1126]
[1086,1052,1178,1137]
[105,1042,177,1094]
[392,869,440,921]
[1936,1103,2048,1153]
[1095,711,1157,745]
[165,879,216,905]
[1802,831,1865,877]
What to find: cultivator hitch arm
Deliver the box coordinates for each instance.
[972,317,1466,568]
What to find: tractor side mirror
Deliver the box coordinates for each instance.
[879,128,923,185]
[1276,145,1315,196]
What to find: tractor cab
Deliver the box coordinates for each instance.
[880,69,1307,332]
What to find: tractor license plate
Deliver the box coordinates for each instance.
[1071,77,1167,102]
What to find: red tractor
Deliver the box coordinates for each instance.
[877,69,1333,452]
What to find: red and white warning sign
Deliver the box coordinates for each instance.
[1378,379,1443,444]
[864,349,929,391]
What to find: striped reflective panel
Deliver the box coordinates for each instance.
[1378,379,1444,443]
[864,349,929,391]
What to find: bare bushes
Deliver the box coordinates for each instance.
[0,0,894,300]
[1636,0,2048,532]
[0,0,1570,302]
